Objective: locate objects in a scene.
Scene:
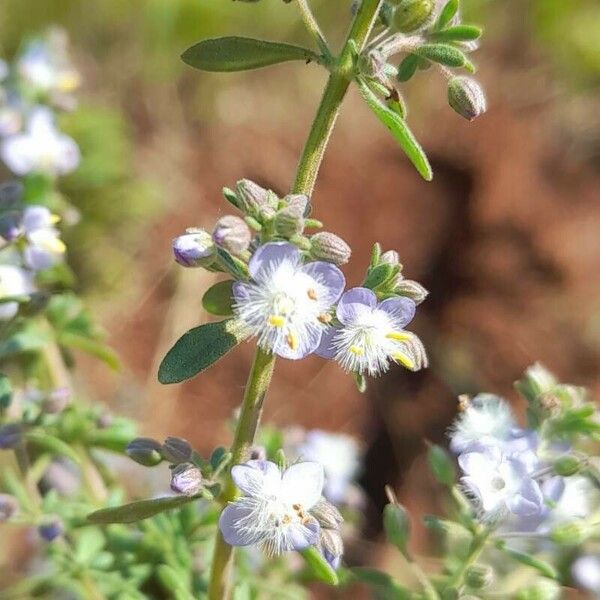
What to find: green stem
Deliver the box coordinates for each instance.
[208,3,383,598]
[444,527,492,591]
[296,0,332,59]
[293,0,383,196]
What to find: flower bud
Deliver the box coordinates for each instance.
[383,502,410,554]
[235,179,270,217]
[311,497,344,529]
[309,232,351,265]
[38,517,64,542]
[464,564,494,589]
[553,454,583,477]
[0,494,18,521]
[394,277,428,305]
[448,77,487,121]
[172,228,215,268]
[126,437,163,467]
[380,250,401,266]
[550,521,586,545]
[0,424,22,449]
[213,215,252,256]
[170,463,203,496]
[358,50,387,81]
[515,579,561,600]
[320,528,344,569]
[43,387,71,414]
[161,436,193,464]
[274,195,307,237]
[392,0,433,32]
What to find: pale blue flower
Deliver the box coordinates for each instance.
[233,242,345,359]
[572,555,600,594]
[21,206,65,270]
[220,459,323,555]
[0,264,35,319]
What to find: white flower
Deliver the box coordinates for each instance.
[459,445,543,518]
[295,429,361,504]
[0,265,35,320]
[449,394,517,453]
[1,107,80,176]
[233,242,345,359]
[219,460,324,555]
[21,206,65,270]
[572,555,600,594]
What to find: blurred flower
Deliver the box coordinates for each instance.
[38,517,64,542]
[170,463,203,496]
[21,206,66,270]
[296,429,361,504]
[220,459,323,555]
[316,287,426,376]
[1,107,80,176]
[233,242,345,359]
[459,445,544,518]
[0,494,18,521]
[0,91,23,137]
[212,215,251,256]
[0,264,35,319]
[172,228,215,268]
[572,555,600,594]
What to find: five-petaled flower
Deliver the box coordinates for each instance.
[316,287,426,376]
[219,459,324,556]
[20,206,66,270]
[233,242,345,360]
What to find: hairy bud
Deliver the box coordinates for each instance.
[236,179,270,217]
[394,276,429,304]
[161,437,193,465]
[172,228,215,268]
[392,0,434,32]
[380,250,401,266]
[465,564,494,589]
[448,76,487,121]
[126,437,163,467]
[309,232,351,265]
[275,195,308,237]
[170,463,203,496]
[0,494,18,521]
[213,215,252,256]
[320,528,344,569]
[311,497,344,529]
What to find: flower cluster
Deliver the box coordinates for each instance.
[172,179,428,381]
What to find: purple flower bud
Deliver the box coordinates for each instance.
[275,195,307,237]
[320,528,344,570]
[0,494,18,521]
[43,387,71,414]
[38,518,64,541]
[170,463,203,496]
[161,437,193,464]
[212,216,252,256]
[126,437,163,467]
[448,76,487,121]
[311,497,344,529]
[0,424,22,449]
[172,228,215,268]
[394,276,428,305]
[309,232,352,266]
[235,179,271,216]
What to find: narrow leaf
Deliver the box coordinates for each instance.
[202,280,234,317]
[430,25,483,42]
[415,44,474,72]
[357,80,432,181]
[435,0,459,30]
[396,54,419,82]
[182,37,319,72]
[25,432,82,464]
[158,319,246,384]
[88,495,198,524]
[499,545,559,580]
[300,547,339,586]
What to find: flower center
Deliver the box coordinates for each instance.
[491,476,506,491]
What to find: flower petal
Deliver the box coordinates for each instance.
[314,326,338,359]
[336,287,377,325]
[300,262,345,305]
[248,242,300,280]
[272,324,322,360]
[219,504,261,546]
[378,297,416,328]
[281,462,324,509]
[231,460,281,497]
[232,281,251,304]
[284,517,320,551]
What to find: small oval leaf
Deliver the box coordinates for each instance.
[300,547,339,586]
[357,80,433,181]
[182,37,319,72]
[158,320,246,384]
[88,495,198,525]
[202,280,235,317]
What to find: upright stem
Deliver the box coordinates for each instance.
[208,2,383,598]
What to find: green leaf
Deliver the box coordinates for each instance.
[357,79,432,181]
[363,264,396,290]
[300,547,339,586]
[216,248,249,280]
[58,332,120,370]
[430,25,483,42]
[25,432,82,464]
[88,495,199,524]
[415,44,475,72]
[0,324,50,359]
[383,503,411,555]
[435,0,459,30]
[498,545,559,580]
[427,444,456,486]
[158,319,246,384]
[202,280,234,317]
[396,54,420,82]
[182,37,320,72]
[74,527,106,566]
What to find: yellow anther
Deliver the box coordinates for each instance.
[317,313,332,324]
[391,351,415,370]
[286,332,298,350]
[268,315,285,328]
[386,331,412,342]
[42,238,66,254]
[307,288,318,301]
[458,394,471,412]
[350,345,364,356]
[50,213,61,224]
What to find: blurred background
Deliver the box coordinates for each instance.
[1,0,599,581]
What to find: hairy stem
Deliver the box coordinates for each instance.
[444,527,492,591]
[208,2,383,598]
